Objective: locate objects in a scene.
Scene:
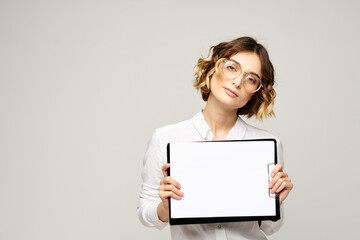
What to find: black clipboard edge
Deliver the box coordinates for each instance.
[166,143,172,223]
[167,139,280,226]
[170,214,281,226]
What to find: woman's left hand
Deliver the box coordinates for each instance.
[269,164,293,205]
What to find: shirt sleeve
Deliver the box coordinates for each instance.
[137,130,168,230]
[260,139,286,235]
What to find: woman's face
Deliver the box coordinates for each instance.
[208,51,262,111]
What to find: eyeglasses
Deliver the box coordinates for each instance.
[221,59,262,93]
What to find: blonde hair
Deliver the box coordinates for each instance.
[193,37,276,120]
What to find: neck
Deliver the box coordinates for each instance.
[202,94,238,140]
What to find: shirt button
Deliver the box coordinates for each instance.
[217,224,222,229]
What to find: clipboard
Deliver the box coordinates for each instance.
[167,139,280,225]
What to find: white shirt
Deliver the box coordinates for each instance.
[138,111,285,240]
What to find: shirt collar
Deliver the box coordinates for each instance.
[191,110,246,140]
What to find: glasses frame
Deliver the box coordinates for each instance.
[221,58,262,93]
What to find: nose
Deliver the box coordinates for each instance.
[232,73,244,88]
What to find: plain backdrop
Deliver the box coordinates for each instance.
[1,0,359,239]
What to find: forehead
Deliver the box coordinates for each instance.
[229,52,262,76]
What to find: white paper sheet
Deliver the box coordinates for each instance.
[169,140,276,219]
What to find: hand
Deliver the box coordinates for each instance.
[269,164,293,205]
[157,163,184,222]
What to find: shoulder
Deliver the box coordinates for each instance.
[156,118,191,133]
[155,118,191,135]
[143,118,194,164]
[152,116,196,144]
[240,118,280,142]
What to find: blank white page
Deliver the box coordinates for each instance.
[169,140,276,219]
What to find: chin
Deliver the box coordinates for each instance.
[219,98,246,111]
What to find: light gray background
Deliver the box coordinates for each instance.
[1,0,359,239]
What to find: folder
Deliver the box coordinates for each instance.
[167,139,280,225]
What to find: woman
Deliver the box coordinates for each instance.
[138,36,293,239]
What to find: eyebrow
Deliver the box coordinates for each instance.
[229,59,261,79]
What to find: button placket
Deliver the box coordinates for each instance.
[214,223,226,239]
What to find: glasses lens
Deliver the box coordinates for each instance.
[222,60,240,79]
[244,74,261,92]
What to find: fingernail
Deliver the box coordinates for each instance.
[269,183,273,188]
[271,173,275,177]
[179,184,181,189]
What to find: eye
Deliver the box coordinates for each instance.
[227,65,236,71]
[224,61,238,72]
[246,75,258,85]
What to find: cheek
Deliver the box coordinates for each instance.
[210,73,226,88]
[215,72,227,83]
[244,92,255,102]
[245,92,254,99]
[237,91,254,107]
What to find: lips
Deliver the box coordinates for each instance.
[224,88,238,97]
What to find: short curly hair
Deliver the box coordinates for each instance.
[193,36,276,120]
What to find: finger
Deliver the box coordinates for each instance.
[160,184,184,197]
[159,190,183,200]
[270,177,285,194]
[273,177,293,191]
[275,180,288,193]
[269,172,286,187]
[271,163,283,178]
[160,176,181,189]
[169,192,183,200]
[161,163,170,177]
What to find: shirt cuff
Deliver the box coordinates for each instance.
[147,201,168,230]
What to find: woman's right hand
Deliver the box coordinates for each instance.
[157,163,184,222]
